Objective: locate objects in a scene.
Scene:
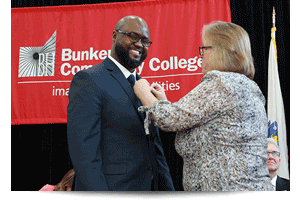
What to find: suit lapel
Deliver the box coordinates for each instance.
[104,58,145,121]
[276,176,285,191]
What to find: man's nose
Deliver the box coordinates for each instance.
[134,38,144,48]
[267,153,274,159]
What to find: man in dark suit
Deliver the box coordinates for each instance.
[267,138,290,191]
[67,15,175,191]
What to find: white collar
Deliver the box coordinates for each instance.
[108,55,136,79]
[271,174,277,188]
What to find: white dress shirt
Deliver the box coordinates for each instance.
[108,55,136,80]
[271,175,277,190]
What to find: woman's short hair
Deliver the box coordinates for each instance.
[202,21,255,79]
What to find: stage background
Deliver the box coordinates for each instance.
[11,0,290,191]
[11,0,231,125]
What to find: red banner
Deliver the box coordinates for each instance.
[11,0,231,125]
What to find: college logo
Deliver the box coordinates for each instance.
[18,31,56,77]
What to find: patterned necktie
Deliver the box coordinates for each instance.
[127,74,136,87]
[128,74,143,111]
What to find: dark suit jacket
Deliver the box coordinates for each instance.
[67,58,174,191]
[276,176,290,191]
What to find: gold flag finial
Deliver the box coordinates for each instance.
[272,7,276,28]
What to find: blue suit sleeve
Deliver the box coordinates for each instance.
[67,70,108,191]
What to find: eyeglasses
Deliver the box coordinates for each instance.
[116,30,152,48]
[267,151,280,157]
[199,46,213,56]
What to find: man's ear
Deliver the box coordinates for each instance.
[112,30,117,42]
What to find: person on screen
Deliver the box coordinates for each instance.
[39,169,74,191]
[133,21,274,191]
[267,138,290,191]
[67,15,174,191]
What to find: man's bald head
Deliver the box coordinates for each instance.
[114,15,148,31]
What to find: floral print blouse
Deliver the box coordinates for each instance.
[139,70,274,191]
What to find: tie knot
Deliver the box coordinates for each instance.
[127,74,136,87]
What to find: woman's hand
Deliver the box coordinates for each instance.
[150,82,167,101]
[133,79,152,99]
[134,79,157,107]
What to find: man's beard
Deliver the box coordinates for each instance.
[115,42,147,70]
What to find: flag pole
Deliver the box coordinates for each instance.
[271,7,277,64]
[272,6,276,28]
[272,7,275,41]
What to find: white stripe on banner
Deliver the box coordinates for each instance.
[17,73,203,84]
[18,80,72,84]
[267,28,289,180]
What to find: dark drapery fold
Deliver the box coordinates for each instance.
[231,0,268,97]
[11,0,289,191]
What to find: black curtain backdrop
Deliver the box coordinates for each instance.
[11,0,290,191]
